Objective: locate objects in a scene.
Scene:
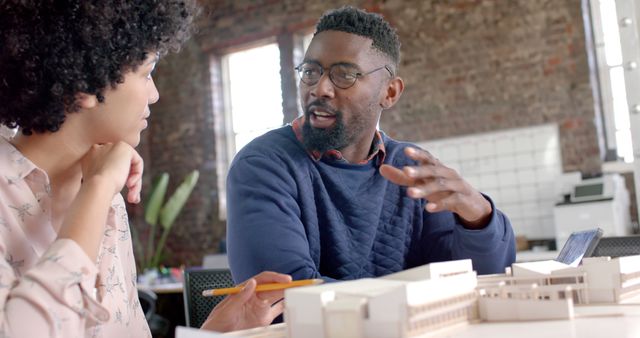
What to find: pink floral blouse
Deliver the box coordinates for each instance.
[0,136,150,337]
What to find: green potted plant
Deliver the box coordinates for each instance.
[132,170,199,273]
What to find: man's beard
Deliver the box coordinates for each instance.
[301,110,349,153]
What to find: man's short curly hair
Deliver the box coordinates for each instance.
[0,0,199,135]
[315,6,401,71]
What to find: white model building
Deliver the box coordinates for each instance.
[580,255,640,303]
[477,282,576,321]
[237,255,640,338]
[477,259,588,316]
[478,255,640,306]
[284,260,479,338]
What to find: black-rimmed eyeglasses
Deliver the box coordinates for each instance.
[295,62,393,89]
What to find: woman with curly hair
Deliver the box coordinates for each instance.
[0,1,289,336]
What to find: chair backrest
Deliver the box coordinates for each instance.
[137,288,157,321]
[183,268,234,328]
[592,235,640,258]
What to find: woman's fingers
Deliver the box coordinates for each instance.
[267,300,285,320]
[251,271,292,284]
[234,278,257,304]
[126,150,144,203]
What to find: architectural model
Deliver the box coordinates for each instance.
[479,255,640,306]
[223,255,640,338]
[285,260,479,338]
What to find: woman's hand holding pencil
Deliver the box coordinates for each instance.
[200,271,292,333]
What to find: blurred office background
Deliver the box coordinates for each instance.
[132,0,640,266]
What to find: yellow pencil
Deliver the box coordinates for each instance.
[202,278,324,297]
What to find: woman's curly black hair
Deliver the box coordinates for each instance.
[315,6,401,72]
[0,0,198,135]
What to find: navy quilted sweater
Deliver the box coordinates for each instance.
[227,126,515,283]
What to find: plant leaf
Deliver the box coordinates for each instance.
[151,226,173,268]
[159,170,199,230]
[144,173,169,226]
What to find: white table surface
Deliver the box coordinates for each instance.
[177,302,640,338]
[448,304,640,338]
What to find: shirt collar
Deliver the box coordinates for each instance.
[0,135,56,255]
[291,116,386,165]
[0,135,41,184]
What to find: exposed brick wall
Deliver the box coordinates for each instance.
[139,0,601,267]
[135,37,224,267]
[380,0,600,174]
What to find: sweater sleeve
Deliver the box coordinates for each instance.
[227,154,337,283]
[420,195,516,275]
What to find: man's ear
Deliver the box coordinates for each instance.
[75,92,98,109]
[380,76,404,109]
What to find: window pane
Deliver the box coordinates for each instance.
[302,33,313,54]
[599,0,623,66]
[296,33,315,117]
[227,44,283,136]
[609,66,630,130]
[615,129,633,163]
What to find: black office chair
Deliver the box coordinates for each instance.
[138,288,171,336]
[183,268,235,328]
[592,235,640,258]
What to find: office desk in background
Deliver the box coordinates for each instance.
[136,254,229,295]
[176,303,640,338]
[138,282,184,294]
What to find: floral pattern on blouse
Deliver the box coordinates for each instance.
[0,136,150,337]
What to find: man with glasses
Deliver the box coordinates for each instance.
[227,6,515,284]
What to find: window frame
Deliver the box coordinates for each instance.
[211,31,312,220]
[585,0,640,163]
[213,37,280,219]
